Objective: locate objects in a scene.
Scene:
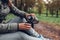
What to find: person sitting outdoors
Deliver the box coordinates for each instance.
[0,0,50,40]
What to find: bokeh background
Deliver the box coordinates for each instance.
[6,0,60,40]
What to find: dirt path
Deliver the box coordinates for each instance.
[34,21,60,40]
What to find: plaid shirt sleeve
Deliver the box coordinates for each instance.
[0,23,18,33]
[10,4,27,18]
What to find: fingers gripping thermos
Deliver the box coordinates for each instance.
[24,15,39,28]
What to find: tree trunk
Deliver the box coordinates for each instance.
[51,9,54,17]
[46,7,48,17]
[56,10,59,18]
[15,0,18,7]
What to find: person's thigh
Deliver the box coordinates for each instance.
[0,31,40,40]
[8,17,23,23]
[0,32,22,40]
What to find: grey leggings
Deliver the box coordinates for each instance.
[0,17,40,40]
[0,31,41,40]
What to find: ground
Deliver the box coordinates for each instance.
[34,21,60,40]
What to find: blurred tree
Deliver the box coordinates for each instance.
[14,0,35,12]
[37,0,43,15]
[24,0,35,12]
[49,0,60,17]
[43,0,60,17]
[43,0,50,16]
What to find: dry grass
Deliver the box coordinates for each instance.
[34,21,60,40]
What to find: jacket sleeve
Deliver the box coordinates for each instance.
[0,23,18,33]
[10,4,27,18]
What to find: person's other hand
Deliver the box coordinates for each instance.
[18,23,31,30]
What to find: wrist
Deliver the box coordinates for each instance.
[17,23,19,31]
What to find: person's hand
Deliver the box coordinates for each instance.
[18,23,31,30]
[26,13,36,18]
[8,0,13,7]
[26,13,39,24]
